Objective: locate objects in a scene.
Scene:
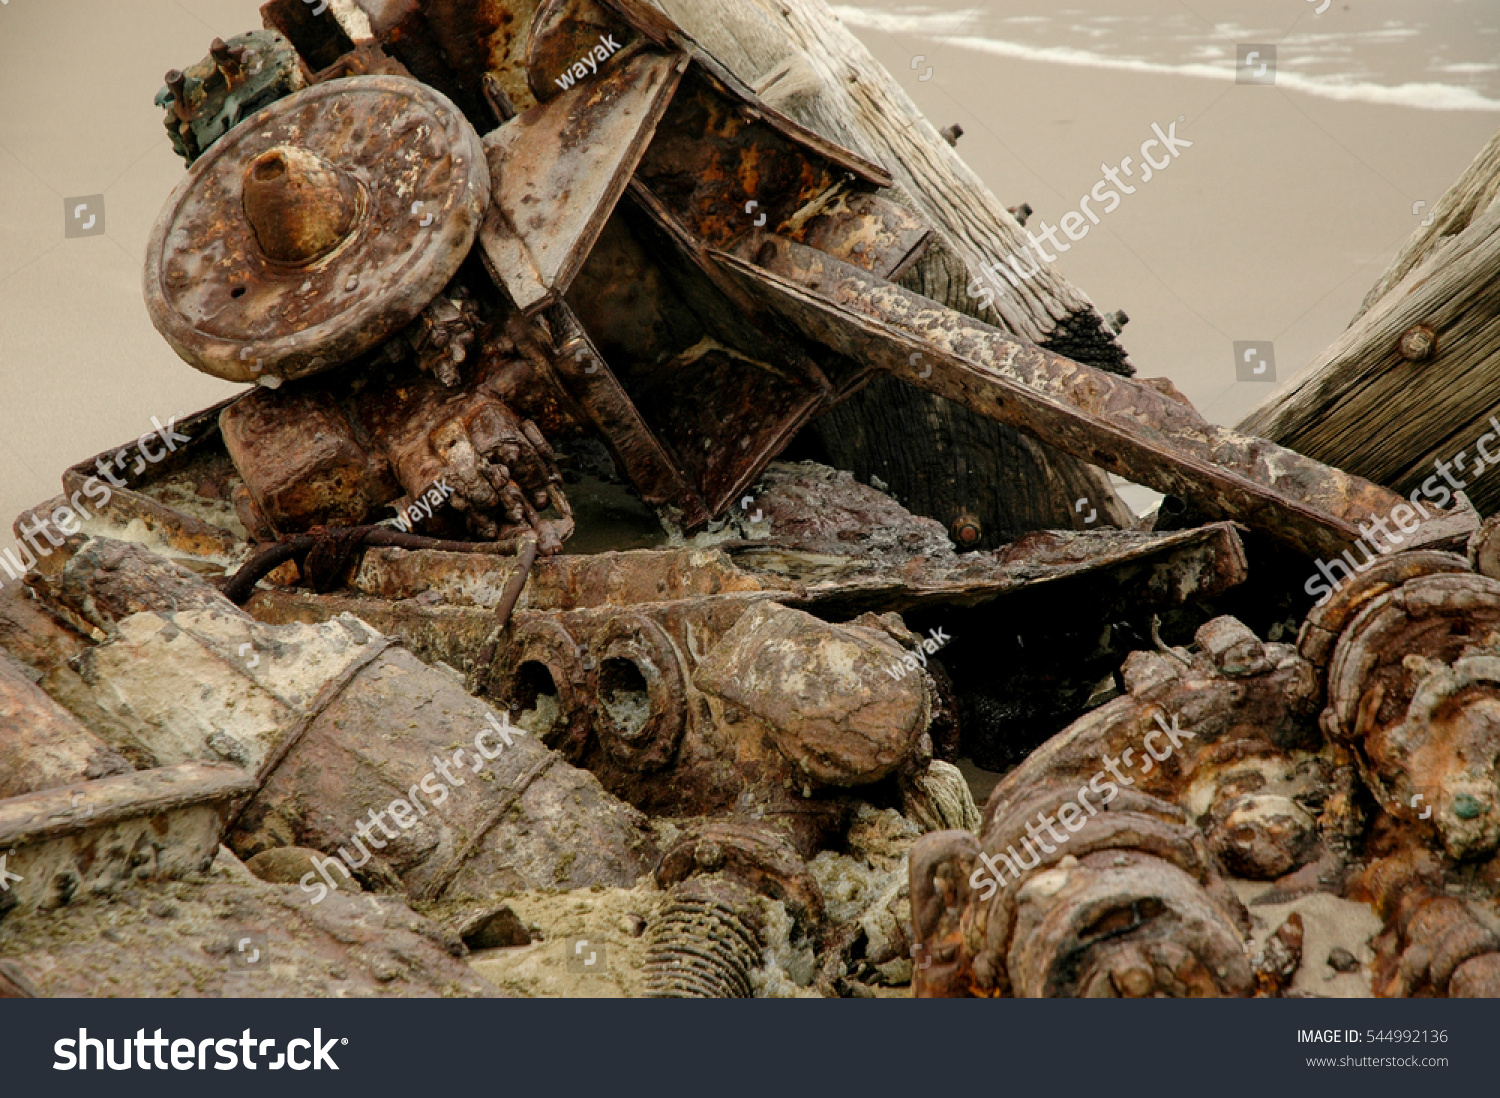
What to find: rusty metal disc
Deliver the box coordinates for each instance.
[144,75,490,384]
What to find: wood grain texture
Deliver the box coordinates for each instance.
[655,0,1134,546]
[1239,126,1500,513]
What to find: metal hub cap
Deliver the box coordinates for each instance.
[144,75,491,384]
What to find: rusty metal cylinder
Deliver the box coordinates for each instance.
[911,783,1252,998]
[73,608,658,901]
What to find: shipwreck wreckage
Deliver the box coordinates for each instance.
[3,0,1500,998]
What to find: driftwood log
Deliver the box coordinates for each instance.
[654,0,1133,547]
[1240,125,1500,512]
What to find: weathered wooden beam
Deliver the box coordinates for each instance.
[1239,126,1500,513]
[717,238,1473,561]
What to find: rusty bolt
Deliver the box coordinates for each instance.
[1398,324,1437,363]
[209,37,245,80]
[950,512,983,549]
[165,70,191,123]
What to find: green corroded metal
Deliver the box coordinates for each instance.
[155,31,305,165]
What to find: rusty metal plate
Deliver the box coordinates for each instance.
[144,76,490,384]
[479,49,682,314]
[715,239,1476,563]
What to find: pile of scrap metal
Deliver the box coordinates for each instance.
[1,0,1495,998]
[910,544,1500,998]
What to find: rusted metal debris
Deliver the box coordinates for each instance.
[907,547,1500,997]
[136,0,1472,564]
[8,0,1500,1002]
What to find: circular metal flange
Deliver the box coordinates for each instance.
[144,76,490,384]
[592,613,686,773]
[489,617,595,763]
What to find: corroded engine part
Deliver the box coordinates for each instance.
[225,486,1239,834]
[0,849,500,998]
[693,601,929,787]
[1297,550,1473,672]
[0,649,130,800]
[644,877,765,999]
[69,607,657,900]
[1319,561,1500,860]
[400,284,485,387]
[902,614,1343,997]
[144,76,490,386]
[0,762,256,920]
[1191,753,1327,881]
[154,31,307,165]
[442,590,940,840]
[221,364,572,546]
[910,784,1251,998]
[1356,834,1500,998]
[655,821,826,927]
[980,615,1322,838]
[1377,893,1500,998]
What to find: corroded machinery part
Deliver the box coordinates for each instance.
[220,386,395,535]
[694,601,930,787]
[154,30,306,165]
[967,612,1334,889]
[144,76,490,384]
[1297,550,1472,672]
[220,372,572,547]
[1377,894,1500,998]
[70,607,658,900]
[655,822,826,928]
[1358,844,1500,998]
[1323,567,1500,860]
[240,144,362,265]
[910,784,1251,998]
[644,878,765,999]
[1183,745,1330,882]
[979,615,1322,841]
[592,612,689,773]
[1006,851,1252,999]
[488,615,595,761]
